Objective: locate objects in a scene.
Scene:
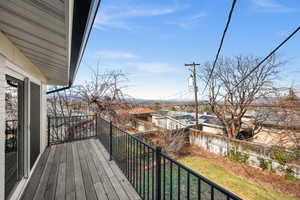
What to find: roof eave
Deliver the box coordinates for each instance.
[69,0,101,85]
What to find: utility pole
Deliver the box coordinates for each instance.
[185,62,200,128]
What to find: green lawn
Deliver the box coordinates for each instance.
[179,156,295,200]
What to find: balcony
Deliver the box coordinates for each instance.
[19,115,241,200]
[20,138,141,200]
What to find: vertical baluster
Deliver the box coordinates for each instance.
[198,178,201,200]
[85,116,87,138]
[143,144,145,198]
[126,134,129,177]
[109,121,112,161]
[152,150,154,200]
[170,162,173,200]
[139,142,142,195]
[55,117,58,143]
[163,157,166,200]
[130,137,133,183]
[187,172,190,200]
[155,147,161,200]
[178,166,180,200]
[147,147,150,200]
[135,140,138,189]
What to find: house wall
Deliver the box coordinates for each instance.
[0,32,48,200]
[0,32,46,82]
[153,116,187,130]
[131,119,158,132]
[202,124,224,135]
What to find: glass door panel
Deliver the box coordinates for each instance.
[5,75,24,199]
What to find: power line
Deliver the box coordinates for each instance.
[161,90,190,100]
[234,26,300,88]
[201,0,237,94]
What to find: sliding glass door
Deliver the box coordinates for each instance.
[5,75,24,199]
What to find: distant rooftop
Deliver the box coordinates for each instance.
[128,107,156,115]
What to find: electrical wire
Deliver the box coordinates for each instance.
[201,0,237,94]
[234,26,300,88]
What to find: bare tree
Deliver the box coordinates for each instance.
[47,87,83,117]
[5,84,18,121]
[201,55,284,138]
[272,89,300,149]
[142,128,189,157]
[76,64,135,123]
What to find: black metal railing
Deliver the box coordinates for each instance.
[48,115,96,145]
[5,120,18,152]
[97,116,242,200]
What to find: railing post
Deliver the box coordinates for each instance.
[109,121,113,161]
[95,114,98,138]
[155,146,161,200]
[47,116,50,147]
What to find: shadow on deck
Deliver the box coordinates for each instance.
[21,138,141,200]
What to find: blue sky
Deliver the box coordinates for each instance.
[75,0,300,100]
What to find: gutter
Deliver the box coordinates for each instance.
[47,0,101,94]
[47,85,71,94]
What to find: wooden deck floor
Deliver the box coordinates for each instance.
[21,138,141,200]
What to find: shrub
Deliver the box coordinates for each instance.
[228,147,249,163]
[295,150,300,160]
[257,157,272,170]
[272,148,289,165]
[284,167,295,180]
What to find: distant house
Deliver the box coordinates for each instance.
[152,111,226,134]
[199,115,225,135]
[152,111,196,130]
[128,107,156,122]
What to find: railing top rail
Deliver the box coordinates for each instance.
[5,120,18,122]
[48,115,96,119]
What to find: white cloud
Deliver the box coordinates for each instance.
[95,5,178,30]
[252,0,295,13]
[96,50,138,59]
[166,12,207,29]
[127,62,175,73]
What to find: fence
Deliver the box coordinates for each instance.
[97,116,242,200]
[189,129,300,179]
[48,115,96,145]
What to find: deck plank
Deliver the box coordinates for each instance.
[66,143,76,200]
[44,144,63,200]
[20,148,50,200]
[94,139,142,200]
[88,141,120,200]
[81,141,109,200]
[72,141,87,200]
[21,139,141,200]
[92,139,142,200]
[33,145,56,200]
[77,141,98,200]
[90,139,133,200]
[55,143,66,200]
